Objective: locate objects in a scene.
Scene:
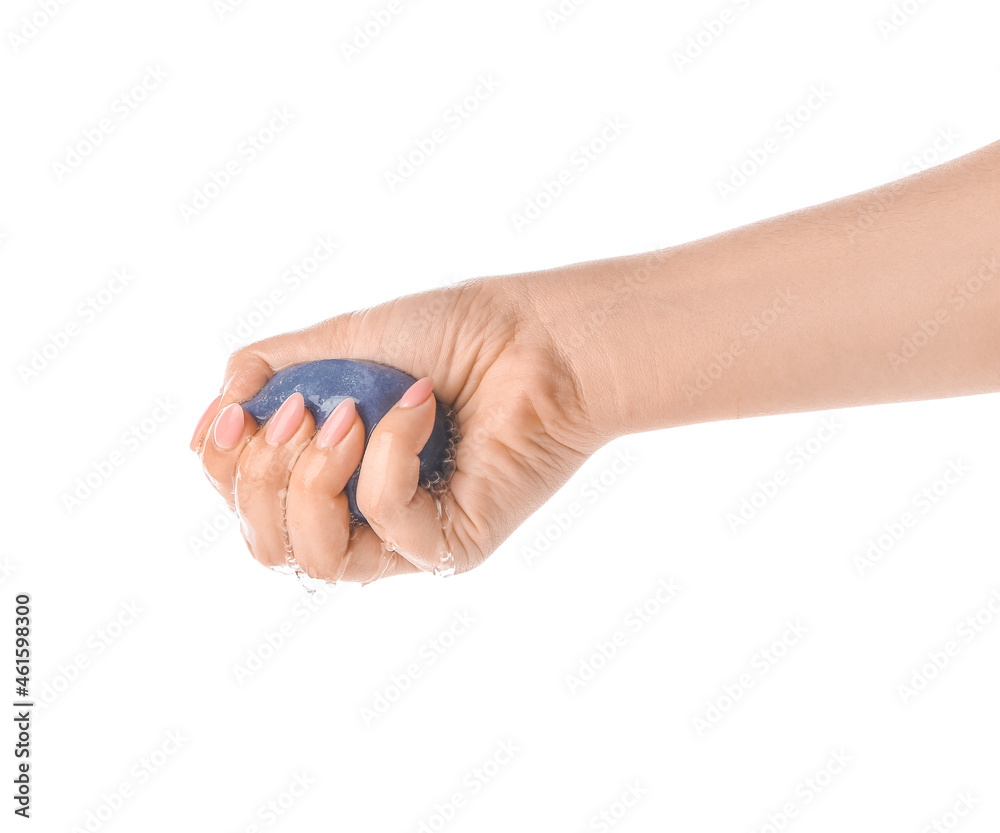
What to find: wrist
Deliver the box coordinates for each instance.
[511,248,687,447]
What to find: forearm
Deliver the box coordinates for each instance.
[523,139,1000,442]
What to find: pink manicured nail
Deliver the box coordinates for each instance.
[190,395,222,451]
[265,393,305,446]
[213,403,246,451]
[398,377,434,409]
[316,398,356,450]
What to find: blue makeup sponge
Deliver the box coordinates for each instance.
[242,359,458,525]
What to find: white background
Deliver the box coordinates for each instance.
[3,0,1000,830]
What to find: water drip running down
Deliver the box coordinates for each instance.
[432,496,456,578]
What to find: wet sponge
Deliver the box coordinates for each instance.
[243,359,458,525]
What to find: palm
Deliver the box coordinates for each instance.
[347,283,590,572]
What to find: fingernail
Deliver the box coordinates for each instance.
[190,395,222,451]
[265,392,305,447]
[398,377,434,409]
[316,398,356,449]
[213,403,246,451]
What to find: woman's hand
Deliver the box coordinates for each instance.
[190,137,1000,585]
[190,276,601,583]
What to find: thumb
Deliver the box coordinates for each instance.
[356,377,458,575]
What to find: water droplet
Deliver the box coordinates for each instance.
[432,496,456,578]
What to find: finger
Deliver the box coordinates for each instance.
[233,393,315,569]
[285,398,363,581]
[356,377,457,575]
[219,314,360,407]
[286,398,421,584]
[189,395,222,453]
[199,403,258,508]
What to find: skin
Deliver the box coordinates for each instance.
[191,139,1000,584]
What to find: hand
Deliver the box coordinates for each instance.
[190,277,600,584]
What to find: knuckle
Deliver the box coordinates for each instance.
[222,347,272,397]
[224,345,255,375]
[238,439,283,483]
[356,479,393,528]
[289,454,326,495]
